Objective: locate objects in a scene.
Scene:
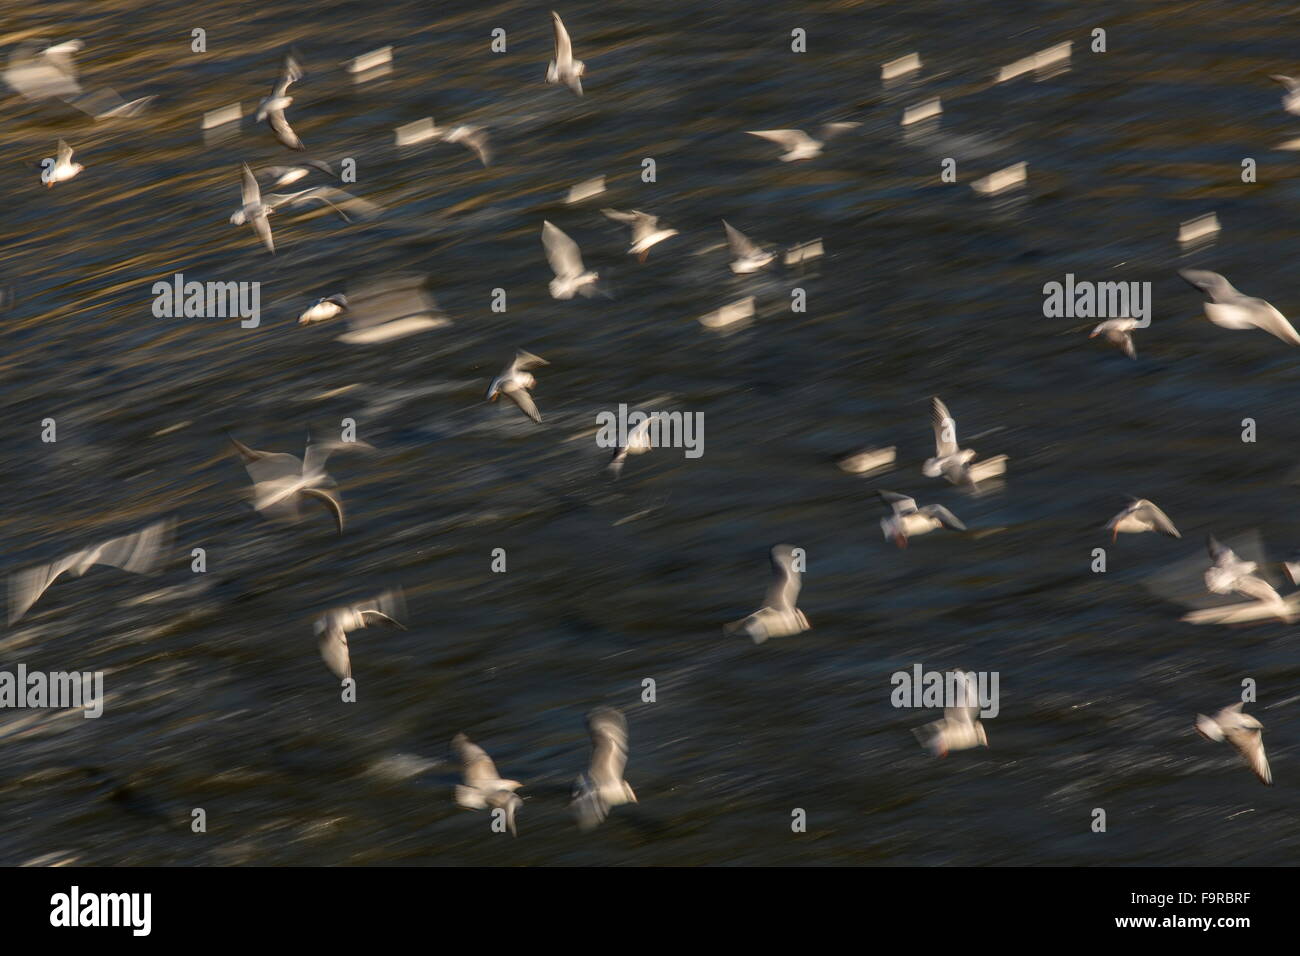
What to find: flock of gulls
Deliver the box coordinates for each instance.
[3,9,1288,852]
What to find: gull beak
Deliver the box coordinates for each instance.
[894,533,908,549]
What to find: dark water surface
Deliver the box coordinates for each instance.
[1,0,1299,865]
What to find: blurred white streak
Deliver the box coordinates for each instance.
[881,53,921,81]
[1178,213,1220,247]
[338,274,451,345]
[971,162,1027,196]
[784,239,823,266]
[394,116,438,147]
[697,296,754,332]
[565,175,606,203]
[901,98,941,126]
[346,46,393,83]
[838,447,895,475]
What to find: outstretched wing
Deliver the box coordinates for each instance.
[931,396,958,457]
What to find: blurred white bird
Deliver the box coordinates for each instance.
[1270,74,1300,115]
[42,139,82,187]
[4,39,154,118]
[546,11,585,95]
[298,294,347,325]
[914,671,989,757]
[724,544,810,643]
[746,123,860,161]
[923,397,1006,487]
[1106,498,1180,541]
[1196,703,1271,785]
[229,433,374,535]
[486,350,548,423]
[879,490,966,548]
[314,589,406,681]
[258,54,304,150]
[9,518,174,624]
[1180,269,1300,345]
[571,709,636,830]
[453,733,524,835]
[602,208,678,261]
[722,220,775,274]
[542,221,598,299]
[1089,318,1139,359]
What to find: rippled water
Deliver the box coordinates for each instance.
[1,0,1299,865]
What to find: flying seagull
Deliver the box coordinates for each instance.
[486,350,548,423]
[1270,74,1300,115]
[1106,498,1180,541]
[607,414,657,478]
[231,163,381,254]
[724,544,811,643]
[256,160,337,189]
[571,708,636,830]
[314,589,406,681]
[257,54,304,150]
[914,671,989,757]
[1180,269,1300,346]
[878,490,966,548]
[453,733,524,836]
[1204,534,1287,612]
[1089,318,1139,359]
[746,123,860,162]
[542,221,598,299]
[546,11,585,95]
[1196,703,1271,785]
[4,39,154,118]
[602,208,679,261]
[229,433,373,535]
[298,294,347,325]
[923,396,1007,487]
[43,139,82,187]
[9,518,174,624]
[442,125,491,166]
[722,220,775,274]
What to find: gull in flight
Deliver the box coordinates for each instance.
[878,490,966,548]
[229,433,374,535]
[453,733,524,835]
[298,294,347,325]
[542,221,598,299]
[1180,269,1300,346]
[722,220,775,274]
[231,163,381,254]
[4,39,154,118]
[1204,534,1286,611]
[914,671,988,757]
[1196,703,1271,785]
[607,414,657,478]
[1270,74,1300,115]
[9,518,174,624]
[441,125,491,166]
[486,350,548,424]
[42,139,82,187]
[571,708,636,830]
[923,397,1007,487]
[602,208,678,261]
[724,544,810,643]
[1089,318,1139,359]
[746,123,860,161]
[257,54,304,150]
[315,589,406,681]
[256,160,337,190]
[546,11,585,95]
[1105,498,1180,542]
